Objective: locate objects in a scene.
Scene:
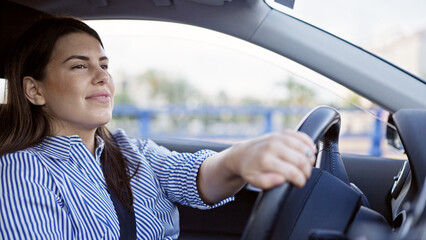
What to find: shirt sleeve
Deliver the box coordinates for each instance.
[0,152,74,239]
[138,139,234,210]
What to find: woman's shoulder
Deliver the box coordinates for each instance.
[0,148,47,182]
[0,139,60,172]
[0,146,59,200]
[110,129,168,159]
[0,147,48,175]
[111,128,149,150]
[0,147,40,161]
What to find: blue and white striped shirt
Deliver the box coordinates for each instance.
[0,129,233,239]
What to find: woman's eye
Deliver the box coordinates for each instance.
[101,64,109,70]
[72,64,85,69]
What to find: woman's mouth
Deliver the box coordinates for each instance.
[86,91,111,103]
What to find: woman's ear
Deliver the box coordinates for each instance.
[23,76,46,105]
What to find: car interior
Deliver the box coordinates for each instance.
[1,0,426,239]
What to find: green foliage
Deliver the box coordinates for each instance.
[241,96,262,106]
[114,79,134,104]
[278,77,316,106]
[137,70,203,104]
[114,91,134,104]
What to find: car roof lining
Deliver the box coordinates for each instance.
[8,0,271,39]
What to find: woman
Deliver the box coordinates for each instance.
[0,17,316,239]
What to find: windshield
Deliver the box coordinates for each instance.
[266,0,426,81]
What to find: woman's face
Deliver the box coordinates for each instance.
[40,32,114,135]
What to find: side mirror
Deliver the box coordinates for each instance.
[386,114,405,153]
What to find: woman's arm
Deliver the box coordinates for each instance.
[197,130,316,204]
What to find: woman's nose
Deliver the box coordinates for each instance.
[93,66,110,84]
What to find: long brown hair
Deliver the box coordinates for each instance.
[0,17,136,210]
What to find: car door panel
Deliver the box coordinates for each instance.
[342,154,404,225]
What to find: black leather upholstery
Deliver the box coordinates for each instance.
[270,168,360,240]
[317,121,350,185]
[393,109,426,189]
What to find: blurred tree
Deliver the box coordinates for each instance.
[241,96,262,106]
[279,77,316,106]
[114,80,133,104]
[344,93,362,107]
[217,90,230,105]
[137,70,203,104]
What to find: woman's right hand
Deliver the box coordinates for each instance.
[225,130,317,189]
[197,130,317,204]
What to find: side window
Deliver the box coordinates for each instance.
[87,20,405,159]
[0,78,6,104]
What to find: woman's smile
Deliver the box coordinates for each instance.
[86,90,111,103]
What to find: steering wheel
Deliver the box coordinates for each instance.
[241,106,349,240]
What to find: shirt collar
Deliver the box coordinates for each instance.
[36,135,105,161]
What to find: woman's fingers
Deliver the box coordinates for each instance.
[246,172,285,190]
[246,157,308,189]
[261,132,316,173]
[283,130,316,150]
[278,146,313,178]
[280,130,317,164]
[236,130,317,190]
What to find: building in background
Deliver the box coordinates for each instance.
[372,30,426,79]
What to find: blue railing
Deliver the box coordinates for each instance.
[112,104,385,156]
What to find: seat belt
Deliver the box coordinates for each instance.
[107,189,137,240]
